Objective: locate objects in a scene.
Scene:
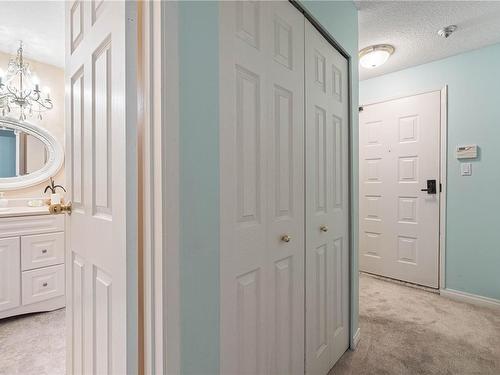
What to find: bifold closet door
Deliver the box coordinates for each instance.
[305,20,350,375]
[220,1,305,374]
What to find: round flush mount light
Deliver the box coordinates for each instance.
[359,44,395,69]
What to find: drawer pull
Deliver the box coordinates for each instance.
[42,249,48,254]
[42,282,48,287]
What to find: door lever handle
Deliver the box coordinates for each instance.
[421,179,437,194]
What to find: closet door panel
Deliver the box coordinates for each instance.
[305,20,350,375]
[220,2,304,374]
[265,4,305,375]
[220,2,268,374]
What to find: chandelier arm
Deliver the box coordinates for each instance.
[0,92,15,101]
[31,90,40,101]
[32,100,54,111]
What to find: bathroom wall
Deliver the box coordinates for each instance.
[0,51,65,199]
[178,2,359,374]
[360,42,500,301]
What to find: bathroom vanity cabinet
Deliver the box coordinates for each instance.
[0,208,65,319]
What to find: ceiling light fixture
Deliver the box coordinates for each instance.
[359,44,395,69]
[438,25,457,39]
[0,41,53,121]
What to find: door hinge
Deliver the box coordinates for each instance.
[440,183,442,193]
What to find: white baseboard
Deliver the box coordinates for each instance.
[351,328,361,350]
[440,288,500,310]
[0,295,65,319]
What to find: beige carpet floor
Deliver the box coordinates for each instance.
[0,308,65,375]
[330,273,500,375]
[1,277,499,375]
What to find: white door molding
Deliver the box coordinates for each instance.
[439,86,448,290]
[139,2,180,374]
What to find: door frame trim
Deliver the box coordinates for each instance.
[139,2,181,374]
[290,0,356,350]
[360,86,448,290]
[439,86,448,290]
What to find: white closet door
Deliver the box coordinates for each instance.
[220,1,304,374]
[305,20,350,375]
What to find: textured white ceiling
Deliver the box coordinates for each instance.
[357,1,500,80]
[0,1,64,68]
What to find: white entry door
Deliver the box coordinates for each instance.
[220,1,305,374]
[359,91,441,288]
[65,2,137,374]
[305,20,350,375]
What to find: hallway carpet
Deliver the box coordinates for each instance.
[330,273,500,375]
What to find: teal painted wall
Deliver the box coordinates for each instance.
[300,0,360,343]
[0,129,16,178]
[360,43,500,301]
[179,2,220,374]
[178,2,359,374]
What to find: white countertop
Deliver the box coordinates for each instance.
[0,206,50,218]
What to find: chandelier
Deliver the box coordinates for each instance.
[0,41,53,121]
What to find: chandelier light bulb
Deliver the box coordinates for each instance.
[31,74,40,86]
[0,68,4,78]
[43,86,51,98]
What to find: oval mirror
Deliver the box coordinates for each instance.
[0,117,63,190]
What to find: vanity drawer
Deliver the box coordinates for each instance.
[21,232,64,271]
[22,264,65,305]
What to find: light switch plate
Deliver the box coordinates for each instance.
[461,163,472,176]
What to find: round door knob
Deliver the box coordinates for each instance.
[281,234,291,243]
[42,282,48,287]
[42,249,48,254]
[320,225,328,232]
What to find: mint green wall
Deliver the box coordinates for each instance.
[179,2,220,374]
[360,43,500,301]
[300,0,360,344]
[178,2,359,374]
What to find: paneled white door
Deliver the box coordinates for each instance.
[305,20,350,375]
[220,1,305,374]
[65,1,137,374]
[359,91,441,288]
